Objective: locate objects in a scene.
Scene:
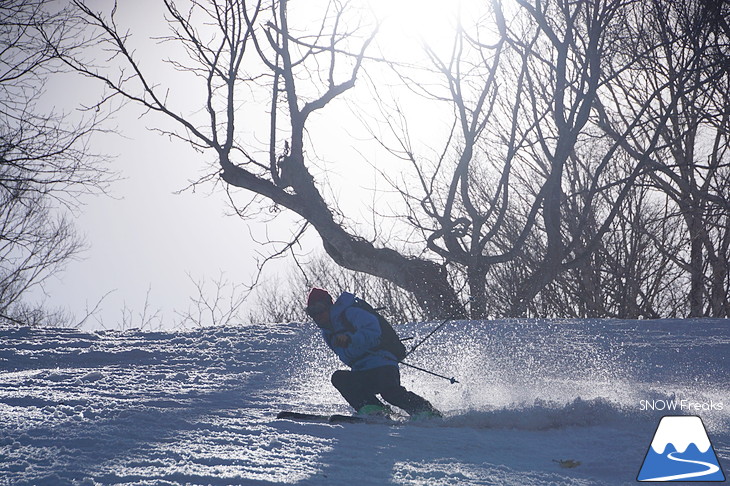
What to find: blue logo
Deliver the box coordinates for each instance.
[637,416,725,482]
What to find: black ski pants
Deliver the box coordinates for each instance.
[331,365,437,416]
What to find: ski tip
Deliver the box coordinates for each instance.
[277,411,329,421]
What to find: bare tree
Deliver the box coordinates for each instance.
[501,0,657,316]
[61,0,463,318]
[361,1,515,318]
[371,0,687,317]
[176,272,246,328]
[491,0,725,317]
[0,0,110,325]
[557,166,687,319]
[59,0,728,320]
[597,0,730,317]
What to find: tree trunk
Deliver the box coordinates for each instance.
[219,157,463,319]
[467,264,489,319]
[686,206,705,317]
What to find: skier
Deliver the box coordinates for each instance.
[305,287,442,419]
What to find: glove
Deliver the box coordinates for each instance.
[333,333,351,348]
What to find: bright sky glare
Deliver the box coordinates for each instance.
[32,0,491,330]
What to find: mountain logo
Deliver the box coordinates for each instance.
[637,415,726,482]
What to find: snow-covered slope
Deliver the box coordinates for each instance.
[0,318,728,485]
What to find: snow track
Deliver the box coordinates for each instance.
[0,320,728,485]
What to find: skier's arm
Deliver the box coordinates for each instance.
[341,307,381,359]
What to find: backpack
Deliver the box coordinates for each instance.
[343,298,407,362]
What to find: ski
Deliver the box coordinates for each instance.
[276,411,384,424]
[330,414,368,423]
[276,411,331,422]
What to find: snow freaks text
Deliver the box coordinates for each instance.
[639,399,724,412]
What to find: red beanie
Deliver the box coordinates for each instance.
[307,287,333,307]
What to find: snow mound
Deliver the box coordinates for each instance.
[445,397,635,430]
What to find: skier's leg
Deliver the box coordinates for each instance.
[376,366,442,416]
[331,370,382,411]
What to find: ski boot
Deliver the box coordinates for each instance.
[409,407,443,422]
[357,404,392,418]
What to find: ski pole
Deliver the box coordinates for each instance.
[405,298,471,359]
[365,350,459,384]
[399,360,459,384]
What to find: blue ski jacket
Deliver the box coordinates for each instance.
[320,292,398,371]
